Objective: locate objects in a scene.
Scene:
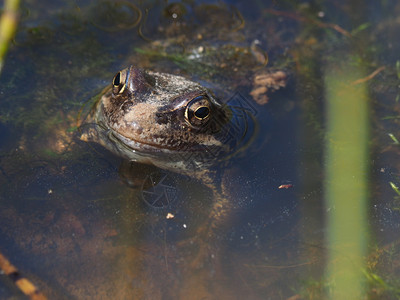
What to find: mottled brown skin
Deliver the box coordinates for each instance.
[84,65,232,172]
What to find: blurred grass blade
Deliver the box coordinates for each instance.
[324,64,369,299]
[389,182,400,197]
[396,60,400,80]
[0,0,20,73]
[388,133,400,145]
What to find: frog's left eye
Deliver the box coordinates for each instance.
[185,95,212,127]
[112,70,127,94]
[113,72,121,86]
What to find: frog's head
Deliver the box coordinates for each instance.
[90,66,233,170]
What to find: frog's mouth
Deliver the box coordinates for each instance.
[107,125,225,155]
[105,127,231,171]
[108,129,184,153]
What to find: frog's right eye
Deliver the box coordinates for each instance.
[112,70,127,94]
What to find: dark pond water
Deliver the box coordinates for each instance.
[0,0,400,299]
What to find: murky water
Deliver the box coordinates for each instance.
[0,0,399,299]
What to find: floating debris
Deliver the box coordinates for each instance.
[278,184,293,189]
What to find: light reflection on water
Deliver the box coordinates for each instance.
[0,0,399,299]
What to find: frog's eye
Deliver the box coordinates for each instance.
[112,70,127,94]
[113,72,121,86]
[185,95,211,127]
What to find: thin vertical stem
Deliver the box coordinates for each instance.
[324,64,369,299]
[0,0,20,73]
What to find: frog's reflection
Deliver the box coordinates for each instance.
[119,160,179,209]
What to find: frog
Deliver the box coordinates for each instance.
[81,65,234,173]
[80,63,249,235]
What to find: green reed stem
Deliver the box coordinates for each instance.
[324,64,369,299]
[0,0,20,73]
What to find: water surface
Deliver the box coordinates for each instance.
[0,0,399,299]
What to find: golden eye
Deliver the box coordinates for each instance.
[113,72,121,87]
[112,69,128,94]
[185,95,211,127]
